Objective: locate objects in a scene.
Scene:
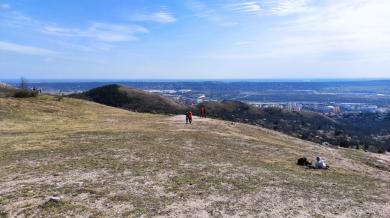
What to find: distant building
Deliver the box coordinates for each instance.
[197,95,206,103]
[332,106,341,114]
[287,102,303,112]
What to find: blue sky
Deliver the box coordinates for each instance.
[0,0,389,79]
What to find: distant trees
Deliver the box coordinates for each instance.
[335,137,349,147]
[13,77,38,98]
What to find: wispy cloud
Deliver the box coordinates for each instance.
[0,41,56,55]
[131,11,177,24]
[0,3,10,9]
[0,9,38,28]
[42,22,148,42]
[274,0,390,52]
[0,6,149,52]
[269,0,313,16]
[234,41,251,46]
[207,0,390,62]
[228,1,262,14]
[186,0,238,27]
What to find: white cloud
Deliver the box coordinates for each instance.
[234,41,251,46]
[0,3,10,9]
[132,11,177,24]
[269,0,313,16]
[42,22,148,42]
[210,0,390,63]
[0,41,56,55]
[198,13,238,27]
[0,7,149,52]
[0,10,37,28]
[275,0,390,52]
[186,0,238,27]
[229,1,262,14]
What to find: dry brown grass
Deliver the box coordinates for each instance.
[0,96,389,217]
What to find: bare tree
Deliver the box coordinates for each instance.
[19,77,28,90]
[14,77,38,98]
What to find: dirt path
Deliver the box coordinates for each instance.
[168,115,216,123]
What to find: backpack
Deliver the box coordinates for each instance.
[297,157,311,166]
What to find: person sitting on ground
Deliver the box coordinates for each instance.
[314,156,328,169]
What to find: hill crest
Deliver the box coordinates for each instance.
[72,84,187,114]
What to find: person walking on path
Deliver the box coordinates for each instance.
[186,111,193,124]
[188,111,193,124]
[199,106,206,118]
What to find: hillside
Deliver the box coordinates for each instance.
[202,100,338,129]
[0,83,17,97]
[200,100,340,141]
[200,100,390,152]
[71,84,187,114]
[0,96,389,217]
[71,85,389,152]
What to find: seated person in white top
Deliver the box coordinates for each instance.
[315,156,327,169]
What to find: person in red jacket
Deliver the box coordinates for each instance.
[186,111,193,124]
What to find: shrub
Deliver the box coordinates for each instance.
[377,147,386,154]
[13,90,38,98]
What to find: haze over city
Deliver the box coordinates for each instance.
[1,0,390,79]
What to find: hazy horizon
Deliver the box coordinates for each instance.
[2,77,390,83]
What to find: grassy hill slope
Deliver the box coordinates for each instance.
[200,100,340,142]
[72,85,389,152]
[0,83,17,97]
[0,96,389,217]
[72,84,187,114]
[200,100,390,152]
[202,100,338,129]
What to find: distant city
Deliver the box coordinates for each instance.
[3,80,390,116]
[145,89,390,115]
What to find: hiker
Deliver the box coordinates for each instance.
[314,156,328,169]
[186,111,193,124]
[188,111,193,124]
[200,106,206,118]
